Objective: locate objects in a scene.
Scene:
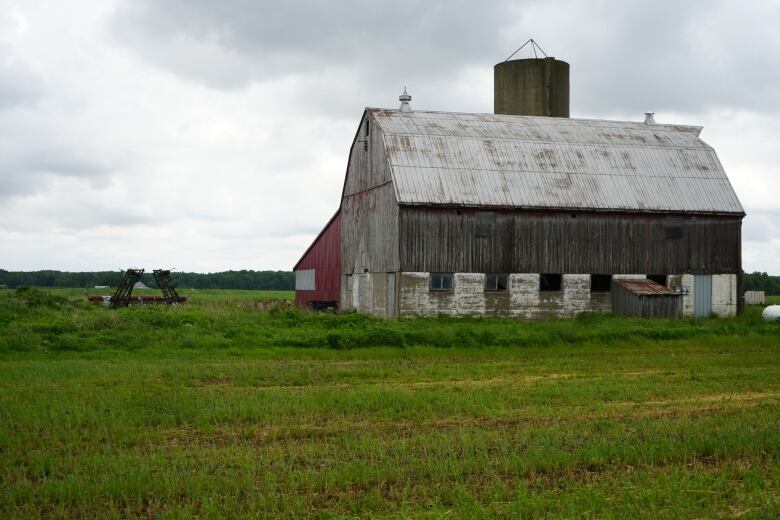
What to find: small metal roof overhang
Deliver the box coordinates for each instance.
[616,279,679,296]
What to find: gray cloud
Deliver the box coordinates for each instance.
[0,43,43,110]
[110,0,513,90]
[1,0,779,272]
[0,139,116,199]
[110,1,780,117]
[555,2,780,115]
[742,211,780,243]
[0,197,156,233]
[0,37,116,201]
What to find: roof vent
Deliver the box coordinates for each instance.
[399,87,412,113]
[644,112,656,125]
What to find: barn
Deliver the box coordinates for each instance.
[295,57,744,318]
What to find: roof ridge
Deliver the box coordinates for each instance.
[381,131,708,151]
[388,164,729,181]
[366,107,703,133]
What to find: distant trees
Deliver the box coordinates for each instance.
[0,269,294,291]
[742,271,780,295]
[168,270,294,290]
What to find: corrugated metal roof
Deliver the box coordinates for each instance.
[616,279,678,296]
[369,109,744,214]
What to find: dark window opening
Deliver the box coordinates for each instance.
[648,274,667,286]
[475,211,496,237]
[665,217,683,239]
[590,274,612,292]
[430,273,454,291]
[540,273,562,292]
[365,119,370,136]
[485,274,508,292]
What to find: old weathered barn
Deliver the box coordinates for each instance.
[295,57,744,318]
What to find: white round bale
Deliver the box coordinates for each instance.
[762,305,780,321]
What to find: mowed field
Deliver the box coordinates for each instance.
[1,288,780,518]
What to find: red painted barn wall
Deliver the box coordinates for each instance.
[294,212,341,308]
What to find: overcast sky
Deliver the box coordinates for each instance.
[1,0,779,273]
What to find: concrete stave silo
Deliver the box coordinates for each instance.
[494,57,570,117]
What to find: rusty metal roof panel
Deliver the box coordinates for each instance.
[370,109,744,214]
[616,279,678,296]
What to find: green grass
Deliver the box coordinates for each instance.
[22,287,294,304]
[1,288,779,518]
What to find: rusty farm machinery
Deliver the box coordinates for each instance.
[88,268,186,308]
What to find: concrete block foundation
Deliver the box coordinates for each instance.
[346,271,738,319]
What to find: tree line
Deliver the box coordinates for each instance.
[0,270,294,291]
[742,271,780,295]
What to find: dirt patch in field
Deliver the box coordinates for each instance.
[157,393,780,448]
[217,368,669,391]
[639,391,780,406]
[192,377,231,386]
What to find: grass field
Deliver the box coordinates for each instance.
[1,288,779,517]
[35,287,295,304]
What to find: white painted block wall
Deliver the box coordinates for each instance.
[711,274,737,317]
[680,274,695,318]
[562,274,591,315]
[401,272,607,318]
[509,274,540,317]
[389,271,737,319]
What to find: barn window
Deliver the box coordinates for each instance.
[485,274,508,292]
[665,217,683,239]
[590,274,612,292]
[475,211,496,237]
[540,273,562,292]
[430,273,454,291]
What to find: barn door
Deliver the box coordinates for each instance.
[693,275,712,318]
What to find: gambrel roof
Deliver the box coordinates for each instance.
[368,108,744,215]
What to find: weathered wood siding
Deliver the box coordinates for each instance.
[341,184,399,274]
[399,207,741,275]
[343,114,393,197]
[341,113,399,276]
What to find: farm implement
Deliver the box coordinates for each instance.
[88,268,186,308]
